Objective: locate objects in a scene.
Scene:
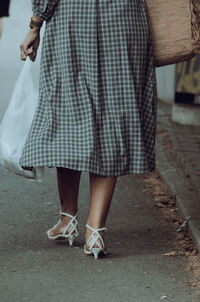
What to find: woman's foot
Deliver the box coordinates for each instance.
[47,214,75,238]
[84,225,108,253]
[46,212,79,245]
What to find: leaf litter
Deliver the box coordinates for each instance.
[143,171,200,297]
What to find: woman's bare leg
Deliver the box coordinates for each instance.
[56,167,81,214]
[47,167,82,237]
[85,173,117,249]
[0,18,3,39]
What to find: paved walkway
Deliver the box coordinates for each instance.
[0,166,199,302]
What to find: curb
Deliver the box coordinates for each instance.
[156,131,200,250]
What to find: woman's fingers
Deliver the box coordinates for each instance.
[30,36,40,62]
[29,50,37,62]
[20,41,31,61]
[20,30,40,61]
[20,44,27,61]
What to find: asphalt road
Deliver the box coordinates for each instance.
[0,166,199,302]
[0,1,199,301]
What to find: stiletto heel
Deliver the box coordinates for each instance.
[92,248,103,259]
[84,224,108,259]
[46,211,79,246]
[68,235,75,246]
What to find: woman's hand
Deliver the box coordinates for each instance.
[20,28,40,62]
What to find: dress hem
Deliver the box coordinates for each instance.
[20,162,156,177]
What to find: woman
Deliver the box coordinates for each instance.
[20,0,157,259]
[0,0,10,38]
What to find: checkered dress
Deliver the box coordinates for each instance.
[19,0,158,177]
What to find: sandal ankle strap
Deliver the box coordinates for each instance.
[86,224,107,232]
[60,211,78,219]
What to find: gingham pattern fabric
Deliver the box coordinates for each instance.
[19,0,158,177]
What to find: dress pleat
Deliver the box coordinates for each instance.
[19,0,158,177]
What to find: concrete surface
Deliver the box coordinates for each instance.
[156,65,176,104]
[0,166,199,302]
[172,103,200,126]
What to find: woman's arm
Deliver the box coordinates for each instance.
[20,22,41,62]
[20,1,59,62]
[31,0,59,21]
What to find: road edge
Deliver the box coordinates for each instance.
[156,134,200,251]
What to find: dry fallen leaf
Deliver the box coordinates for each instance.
[155,202,166,208]
[163,251,178,257]
[160,296,168,300]
[142,188,149,192]
[186,281,198,287]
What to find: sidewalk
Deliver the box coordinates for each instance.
[1,164,200,301]
[156,100,200,250]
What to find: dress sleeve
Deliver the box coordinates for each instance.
[0,0,10,17]
[31,0,59,21]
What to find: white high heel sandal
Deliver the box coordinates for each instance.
[84,224,108,259]
[46,211,79,246]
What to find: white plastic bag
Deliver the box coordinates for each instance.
[0,59,45,181]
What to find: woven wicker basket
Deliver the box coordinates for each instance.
[145,0,200,67]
